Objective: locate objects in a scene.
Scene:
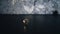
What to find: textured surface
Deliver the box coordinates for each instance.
[0,0,60,14]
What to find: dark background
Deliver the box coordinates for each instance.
[0,14,60,34]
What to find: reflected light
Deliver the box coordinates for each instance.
[23,18,29,24]
[24,26,26,29]
[23,19,26,24]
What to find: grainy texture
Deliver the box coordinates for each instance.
[0,0,60,14]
